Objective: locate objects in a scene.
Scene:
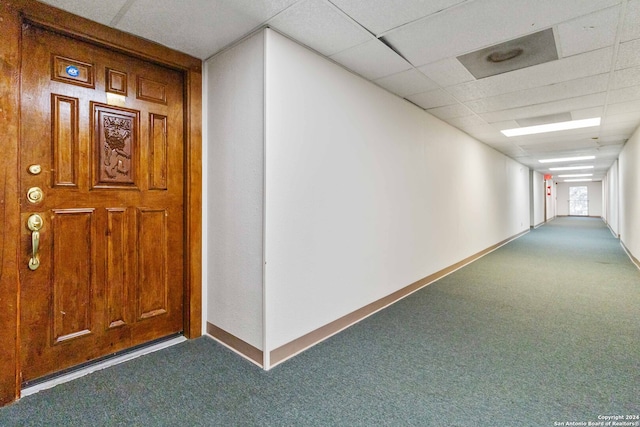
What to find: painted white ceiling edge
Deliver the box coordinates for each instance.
[36,0,640,182]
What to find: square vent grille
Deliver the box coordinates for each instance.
[457,28,558,79]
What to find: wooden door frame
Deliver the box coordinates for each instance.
[0,0,202,405]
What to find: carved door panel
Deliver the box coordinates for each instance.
[19,24,185,384]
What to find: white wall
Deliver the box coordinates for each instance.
[618,126,640,258]
[605,159,619,236]
[590,182,603,217]
[555,181,603,217]
[530,170,545,227]
[263,29,530,353]
[206,31,265,350]
[547,178,556,222]
[206,28,533,365]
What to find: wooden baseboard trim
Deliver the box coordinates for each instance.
[269,229,529,367]
[206,323,263,367]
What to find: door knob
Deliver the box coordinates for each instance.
[27,214,43,271]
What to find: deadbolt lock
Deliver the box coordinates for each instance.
[26,187,44,204]
[28,164,42,175]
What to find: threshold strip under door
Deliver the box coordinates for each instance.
[21,334,186,398]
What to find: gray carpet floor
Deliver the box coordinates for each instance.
[1,217,638,426]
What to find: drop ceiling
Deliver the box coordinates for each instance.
[38,0,640,182]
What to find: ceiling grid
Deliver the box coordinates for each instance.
[38,0,640,180]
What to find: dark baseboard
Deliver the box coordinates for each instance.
[269,229,529,368]
[207,323,264,367]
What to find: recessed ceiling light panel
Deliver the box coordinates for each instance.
[549,165,595,171]
[564,179,593,182]
[539,156,596,163]
[501,117,601,137]
[557,173,593,178]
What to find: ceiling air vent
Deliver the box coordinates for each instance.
[457,28,558,79]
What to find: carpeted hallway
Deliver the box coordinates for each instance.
[1,217,638,426]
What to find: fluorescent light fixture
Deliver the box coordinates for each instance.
[549,165,594,171]
[557,173,593,178]
[539,155,595,163]
[501,117,601,137]
[564,179,593,182]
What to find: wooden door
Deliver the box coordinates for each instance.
[19,23,185,384]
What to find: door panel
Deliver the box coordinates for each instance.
[92,103,139,188]
[51,209,95,344]
[51,94,79,187]
[20,23,185,384]
[106,208,128,329]
[136,208,169,320]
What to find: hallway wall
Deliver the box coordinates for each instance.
[604,159,619,236]
[207,31,265,350]
[618,126,640,259]
[530,170,545,227]
[555,181,603,217]
[264,29,530,356]
[206,28,531,367]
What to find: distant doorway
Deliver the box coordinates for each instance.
[569,186,589,216]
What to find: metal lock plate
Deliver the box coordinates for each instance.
[27,187,44,204]
[28,164,42,175]
[27,214,43,231]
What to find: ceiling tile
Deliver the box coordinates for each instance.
[516,112,573,127]
[490,120,521,131]
[445,115,491,129]
[571,107,605,119]
[599,122,636,133]
[621,0,640,42]
[374,69,439,97]
[406,89,457,110]
[479,135,519,146]
[522,139,600,150]
[328,0,466,35]
[600,122,639,134]
[267,0,371,57]
[417,58,475,87]
[606,101,640,117]
[611,66,640,89]
[480,93,607,123]
[116,0,298,59]
[329,39,412,80]
[37,0,130,25]
[447,47,613,102]
[596,137,626,146]
[615,38,640,70]
[608,85,640,104]
[383,0,621,67]
[466,74,609,114]
[557,6,619,57]
[427,103,475,120]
